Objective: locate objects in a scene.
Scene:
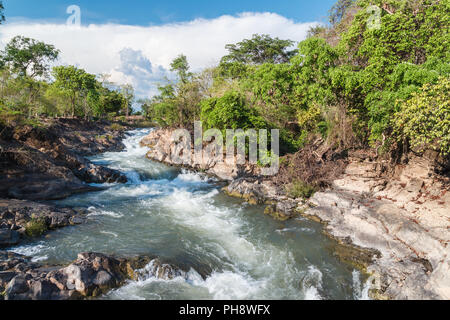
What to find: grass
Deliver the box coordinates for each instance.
[109,123,125,131]
[286,179,316,199]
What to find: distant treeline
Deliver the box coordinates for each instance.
[0,1,134,124]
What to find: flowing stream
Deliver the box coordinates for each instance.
[9,129,370,300]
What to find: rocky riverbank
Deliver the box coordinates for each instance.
[0,118,138,299]
[0,118,128,201]
[0,251,185,300]
[140,128,260,181]
[140,128,450,300]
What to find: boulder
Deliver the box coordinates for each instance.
[0,229,19,247]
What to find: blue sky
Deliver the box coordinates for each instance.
[1,1,336,100]
[4,0,336,25]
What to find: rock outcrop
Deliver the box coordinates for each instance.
[140,129,259,181]
[0,199,86,247]
[0,119,127,201]
[225,157,450,300]
[0,251,185,300]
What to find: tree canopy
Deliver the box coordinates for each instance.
[221,34,297,65]
[140,0,450,157]
[0,36,60,79]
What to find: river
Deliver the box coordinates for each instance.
[9,129,370,300]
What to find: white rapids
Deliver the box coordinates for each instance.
[9,129,371,300]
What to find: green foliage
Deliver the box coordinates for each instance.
[335,0,450,143]
[0,34,127,122]
[220,34,297,79]
[200,91,267,132]
[393,77,450,156]
[0,36,60,78]
[286,180,317,199]
[222,34,297,65]
[25,217,48,237]
[171,54,192,84]
[51,65,99,118]
[99,86,126,115]
[243,63,298,128]
[292,37,339,110]
[144,55,203,127]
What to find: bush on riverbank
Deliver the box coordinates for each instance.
[25,217,47,237]
[286,180,317,199]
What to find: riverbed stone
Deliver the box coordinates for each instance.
[0,250,183,300]
[0,229,20,247]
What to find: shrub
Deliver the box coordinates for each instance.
[25,217,48,237]
[110,123,124,131]
[393,77,450,156]
[286,180,317,199]
[200,91,267,131]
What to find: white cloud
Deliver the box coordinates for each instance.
[0,12,317,98]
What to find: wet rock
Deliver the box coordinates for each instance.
[0,229,19,247]
[0,251,162,300]
[225,178,267,205]
[0,119,127,201]
[0,271,16,286]
[0,199,87,247]
[140,129,259,181]
[5,275,29,296]
[264,200,298,221]
[134,259,187,281]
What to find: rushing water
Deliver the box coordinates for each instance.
[9,129,370,300]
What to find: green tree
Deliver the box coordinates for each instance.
[51,66,98,118]
[220,34,297,79]
[170,55,192,84]
[0,36,60,78]
[200,91,267,132]
[222,34,297,65]
[99,87,126,116]
[393,77,450,156]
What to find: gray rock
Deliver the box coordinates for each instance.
[5,276,29,297]
[0,229,20,247]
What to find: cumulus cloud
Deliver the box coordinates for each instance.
[110,48,171,97]
[0,12,318,98]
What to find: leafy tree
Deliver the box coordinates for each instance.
[143,84,178,126]
[99,87,126,116]
[332,0,450,144]
[220,34,297,79]
[51,66,98,118]
[243,63,298,128]
[221,34,297,65]
[393,77,450,156]
[200,91,267,132]
[170,55,192,84]
[144,55,203,127]
[0,36,60,78]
